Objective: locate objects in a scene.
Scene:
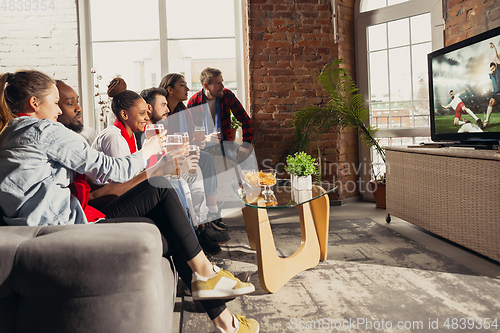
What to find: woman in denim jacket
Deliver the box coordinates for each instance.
[0,70,259,333]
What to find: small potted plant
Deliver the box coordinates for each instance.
[285,151,318,190]
[230,114,241,140]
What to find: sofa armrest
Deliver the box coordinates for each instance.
[0,223,175,333]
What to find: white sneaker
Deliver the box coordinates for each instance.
[191,265,255,300]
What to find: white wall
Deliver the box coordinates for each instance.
[0,0,79,89]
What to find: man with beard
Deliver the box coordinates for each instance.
[56,80,85,132]
[55,80,96,144]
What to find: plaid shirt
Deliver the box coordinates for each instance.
[187,88,253,144]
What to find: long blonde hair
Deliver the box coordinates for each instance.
[0,73,14,134]
[0,70,55,134]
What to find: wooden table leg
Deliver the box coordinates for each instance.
[241,193,330,293]
[308,188,330,261]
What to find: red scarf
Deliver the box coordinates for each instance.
[113,119,137,154]
[72,174,106,222]
[17,113,32,117]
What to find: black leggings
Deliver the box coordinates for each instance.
[97,177,226,320]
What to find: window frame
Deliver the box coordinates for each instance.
[354,0,444,199]
[77,0,248,131]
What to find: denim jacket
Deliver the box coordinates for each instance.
[0,117,146,226]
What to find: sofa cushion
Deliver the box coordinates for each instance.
[0,223,176,333]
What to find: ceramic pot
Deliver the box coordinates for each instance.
[369,180,386,209]
[295,175,312,191]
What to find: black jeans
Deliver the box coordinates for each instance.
[98,177,226,320]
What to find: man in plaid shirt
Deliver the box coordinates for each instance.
[187,67,254,165]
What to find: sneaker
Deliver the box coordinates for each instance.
[477,118,483,129]
[191,265,255,300]
[213,219,228,231]
[201,223,231,244]
[484,120,489,127]
[215,315,260,333]
[208,212,228,231]
[198,230,222,255]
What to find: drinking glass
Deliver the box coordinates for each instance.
[259,169,277,196]
[175,132,190,155]
[213,126,221,141]
[194,126,205,146]
[166,135,183,152]
[166,135,182,177]
[175,132,189,144]
[188,145,198,175]
[145,124,164,139]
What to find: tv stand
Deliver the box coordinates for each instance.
[385,146,500,263]
[441,141,499,150]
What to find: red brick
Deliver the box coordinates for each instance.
[275,4,291,11]
[268,41,293,48]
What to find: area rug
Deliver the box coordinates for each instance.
[179,218,500,333]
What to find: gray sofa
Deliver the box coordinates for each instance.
[0,223,177,333]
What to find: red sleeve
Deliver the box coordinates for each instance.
[225,90,253,143]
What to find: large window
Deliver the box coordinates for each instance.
[355,0,444,194]
[79,0,246,131]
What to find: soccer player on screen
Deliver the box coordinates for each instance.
[484,42,500,127]
[437,88,483,128]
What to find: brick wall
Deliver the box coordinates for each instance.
[247,0,357,200]
[445,0,500,45]
[0,0,79,89]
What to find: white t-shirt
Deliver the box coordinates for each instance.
[445,94,463,111]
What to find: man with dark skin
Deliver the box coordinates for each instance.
[55,80,84,133]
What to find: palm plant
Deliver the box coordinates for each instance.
[292,59,385,180]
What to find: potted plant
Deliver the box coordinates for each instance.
[230,114,241,140]
[292,59,386,207]
[285,151,319,190]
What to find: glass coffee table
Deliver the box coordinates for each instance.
[230,179,337,293]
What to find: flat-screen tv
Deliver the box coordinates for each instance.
[428,25,500,148]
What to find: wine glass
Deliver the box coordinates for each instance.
[259,169,277,196]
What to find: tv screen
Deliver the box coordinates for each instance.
[428,25,500,147]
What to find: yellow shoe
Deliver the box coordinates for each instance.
[215,315,260,333]
[191,265,255,300]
